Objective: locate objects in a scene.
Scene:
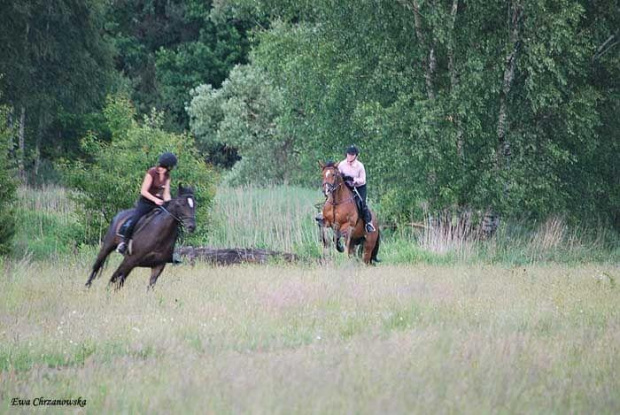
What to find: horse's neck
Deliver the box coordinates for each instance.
[151,207,179,234]
[332,182,352,203]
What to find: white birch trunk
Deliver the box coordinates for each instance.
[18,106,26,182]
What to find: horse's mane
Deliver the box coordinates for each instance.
[322,161,354,184]
[175,184,195,198]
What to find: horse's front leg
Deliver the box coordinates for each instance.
[333,223,345,253]
[318,221,329,248]
[147,264,166,290]
[108,259,136,291]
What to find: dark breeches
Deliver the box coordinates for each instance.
[355,184,367,203]
[353,185,372,224]
[123,198,157,239]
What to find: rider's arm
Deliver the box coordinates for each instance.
[353,164,366,186]
[162,178,172,202]
[139,173,163,204]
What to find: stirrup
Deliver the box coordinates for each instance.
[116,239,133,255]
[116,241,127,254]
[365,223,376,233]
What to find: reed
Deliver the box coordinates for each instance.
[11,185,620,265]
[199,184,323,256]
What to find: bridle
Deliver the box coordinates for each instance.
[159,196,195,228]
[322,168,355,206]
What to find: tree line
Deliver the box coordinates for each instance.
[1,0,618,252]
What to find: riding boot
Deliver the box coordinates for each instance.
[117,219,134,255]
[362,206,376,233]
[117,236,133,255]
[116,237,128,254]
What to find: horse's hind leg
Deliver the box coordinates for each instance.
[363,232,379,265]
[147,264,166,290]
[362,242,372,264]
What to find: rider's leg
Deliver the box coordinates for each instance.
[354,185,376,233]
[117,200,155,254]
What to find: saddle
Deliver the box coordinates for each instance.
[118,208,162,236]
[342,176,364,215]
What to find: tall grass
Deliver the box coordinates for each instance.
[198,185,323,256]
[385,215,620,265]
[10,185,620,264]
[13,185,83,260]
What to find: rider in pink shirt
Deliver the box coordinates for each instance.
[338,145,376,233]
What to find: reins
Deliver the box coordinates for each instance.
[159,204,184,225]
[323,171,356,206]
[326,194,356,206]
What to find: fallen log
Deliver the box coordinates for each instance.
[176,246,298,265]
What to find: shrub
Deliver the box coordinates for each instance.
[0,105,18,255]
[59,95,215,244]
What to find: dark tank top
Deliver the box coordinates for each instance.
[146,167,169,198]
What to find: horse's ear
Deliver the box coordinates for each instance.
[318,160,325,169]
[177,183,184,195]
[334,161,340,168]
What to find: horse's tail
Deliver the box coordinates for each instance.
[371,230,381,264]
[86,212,127,288]
[85,250,110,287]
[92,255,109,279]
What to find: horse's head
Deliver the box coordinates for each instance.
[319,161,343,197]
[168,184,197,232]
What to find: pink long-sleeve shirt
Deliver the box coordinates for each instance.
[338,158,366,187]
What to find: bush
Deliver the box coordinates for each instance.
[59,95,215,244]
[0,105,18,255]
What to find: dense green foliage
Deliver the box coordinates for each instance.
[0,105,17,255]
[1,0,618,254]
[105,0,254,130]
[189,0,619,227]
[0,0,254,183]
[0,0,114,173]
[59,95,215,244]
[187,65,294,185]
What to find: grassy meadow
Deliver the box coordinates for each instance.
[1,185,620,413]
[2,261,619,414]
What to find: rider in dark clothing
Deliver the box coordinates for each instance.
[116,152,177,255]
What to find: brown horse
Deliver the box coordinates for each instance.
[85,184,197,290]
[319,161,380,264]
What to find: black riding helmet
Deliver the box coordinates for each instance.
[346,145,359,156]
[158,152,178,169]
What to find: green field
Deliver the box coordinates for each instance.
[1,261,619,413]
[2,186,620,413]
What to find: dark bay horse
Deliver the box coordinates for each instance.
[85,184,197,290]
[319,162,380,264]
